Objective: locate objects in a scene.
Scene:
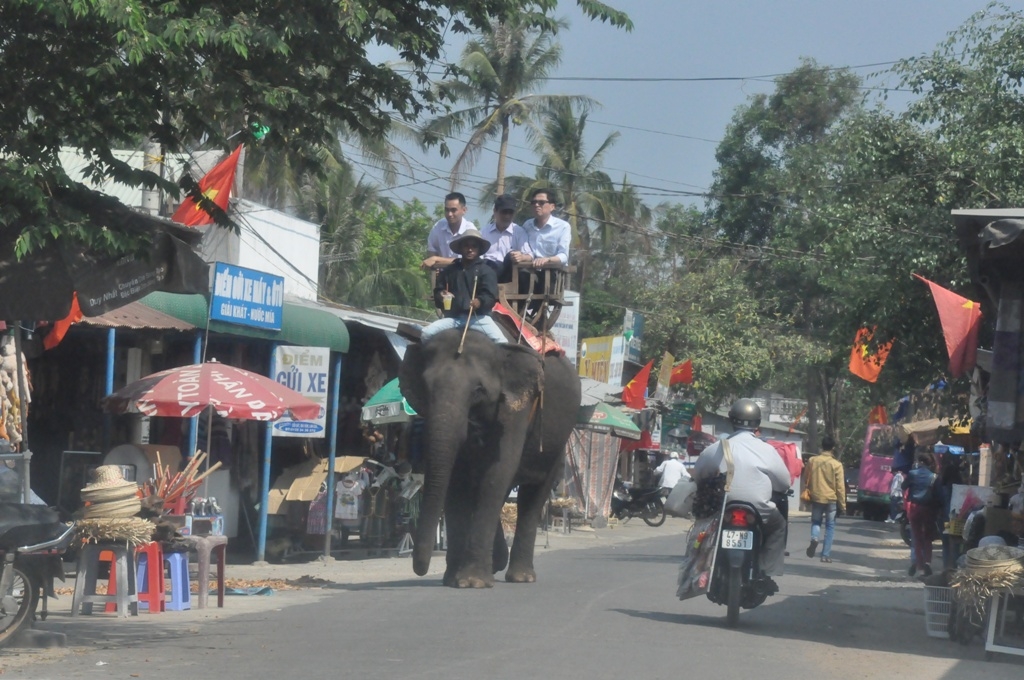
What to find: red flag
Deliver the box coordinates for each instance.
[43,292,82,350]
[622,360,653,410]
[669,359,693,385]
[172,145,242,227]
[849,327,893,383]
[867,404,888,425]
[690,413,702,433]
[913,274,982,378]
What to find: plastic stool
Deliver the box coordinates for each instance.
[135,542,165,613]
[164,552,191,611]
[71,543,139,617]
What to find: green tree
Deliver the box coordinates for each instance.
[423,15,595,195]
[0,0,630,258]
[324,201,436,317]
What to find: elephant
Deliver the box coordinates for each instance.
[399,328,582,588]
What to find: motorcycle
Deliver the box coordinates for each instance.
[610,480,667,527]
[706,500,779,627]
[0,503,75,647]
[889,496,912,546]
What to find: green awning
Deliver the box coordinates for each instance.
[361,378,416,424]
[141,292,349,352]
[578,402,642,440]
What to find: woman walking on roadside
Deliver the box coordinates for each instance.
[903,450,940,578]
[805,436,847,563]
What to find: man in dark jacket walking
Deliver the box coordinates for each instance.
[420,229,507,344]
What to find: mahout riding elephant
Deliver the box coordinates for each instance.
[399,328,581,588]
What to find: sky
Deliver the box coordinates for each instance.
[351,0,988,224]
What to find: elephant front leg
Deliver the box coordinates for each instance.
[507,470,559,583]
[442,491,472,587]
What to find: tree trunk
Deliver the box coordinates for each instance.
[496,117,510,195]
[806,366,818,454]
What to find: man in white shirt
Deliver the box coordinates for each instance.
[481,194,533,282]
[421,192,475,270]
[521,188,570,267]
[653,450,690,496]
[693,399,791,580]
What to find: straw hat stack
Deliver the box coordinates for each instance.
[964,544,1024,574]
[79,465,141,519]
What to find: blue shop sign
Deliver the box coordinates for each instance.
[211,262,284,331]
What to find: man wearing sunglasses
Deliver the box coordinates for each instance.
[522,188,570,268]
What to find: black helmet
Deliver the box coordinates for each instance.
[728,398,761,431]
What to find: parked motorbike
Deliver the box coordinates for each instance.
[706,500,779,627]
[890,497,912,546]
[610,480,666,527]
[0,503,75,647]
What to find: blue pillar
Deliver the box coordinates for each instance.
[102,328,116,452]
[257,343,278,563]
[323,353,343,558]
[185,332,202,460]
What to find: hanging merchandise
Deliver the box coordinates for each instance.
[306,483,329,535]
[334,473,366,529]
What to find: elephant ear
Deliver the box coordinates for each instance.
[399,342,429,416]
[498,345,543,416]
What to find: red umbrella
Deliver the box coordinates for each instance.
[102,360,321,421]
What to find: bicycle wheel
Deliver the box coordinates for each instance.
[0,566,38,648]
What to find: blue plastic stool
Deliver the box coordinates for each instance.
[164,552,191,611]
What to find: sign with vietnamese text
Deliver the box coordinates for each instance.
[579,335,625,386]
[551,290,581,365]
[211,262,284,331]
[272,345,329,438]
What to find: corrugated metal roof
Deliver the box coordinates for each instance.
[289,298,426,332]
[80,301,195,331]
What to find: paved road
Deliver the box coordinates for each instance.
[3,515,1023,678]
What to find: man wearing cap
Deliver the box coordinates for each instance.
[481,194,533,282]
[421,192,476,270]
[420,229,507,344]
[653,450,690,497]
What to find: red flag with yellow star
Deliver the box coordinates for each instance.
[913,274,983,378]
[172,145,242,227]
[849,327,893,383]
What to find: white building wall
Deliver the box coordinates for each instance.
[232,199,320,301]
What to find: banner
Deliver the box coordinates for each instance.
[272,345,329,438]
[551,290,581,365]
[579,335,625,385]
[655,351,674,400]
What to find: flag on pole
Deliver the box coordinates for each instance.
[44,292,82,350]
[867,404,888,425]
[622,359,653,410]
[912,274,982,378]
[849,327,893,383]
[172,145,243,227]
[669,359,693,385]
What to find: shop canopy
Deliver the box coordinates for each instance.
[361,378,416,424]
[141,292,350,352]
[578,402,642,440]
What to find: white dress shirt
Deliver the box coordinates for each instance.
[522,215,571,265]
[426,217,475,258]
[481,221,533,263]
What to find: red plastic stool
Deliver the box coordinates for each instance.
[135,542,166,613]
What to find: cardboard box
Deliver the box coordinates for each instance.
[267,456,366,514]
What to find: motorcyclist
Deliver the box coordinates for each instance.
[653,450,690,497]
[692,398,792,588]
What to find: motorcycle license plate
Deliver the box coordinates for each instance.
[720,529,753,550]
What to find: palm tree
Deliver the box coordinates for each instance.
[422,16,591,195]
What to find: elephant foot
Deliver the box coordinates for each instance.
[505,568,536,583]
[448,568,494,589]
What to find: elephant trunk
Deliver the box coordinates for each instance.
[413,416,463,576]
